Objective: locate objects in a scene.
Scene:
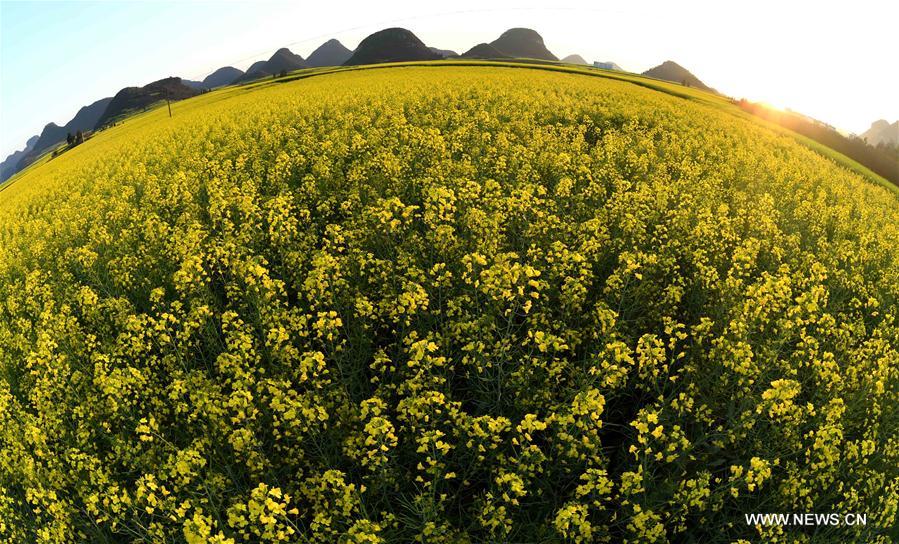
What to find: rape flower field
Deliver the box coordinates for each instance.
[0,64,897,543]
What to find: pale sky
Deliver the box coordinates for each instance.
[1,0,897,159]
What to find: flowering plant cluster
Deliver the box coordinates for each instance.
[0,66,897,543]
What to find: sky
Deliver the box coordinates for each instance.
[1,0,897,158]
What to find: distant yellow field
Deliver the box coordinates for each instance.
[1,65,897,543]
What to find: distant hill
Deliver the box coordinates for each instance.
[862,120,899,147]
[11,96,114,174]
[489,28,557,60]
[642,60,713,92]
[184,66,244,90]
[266,48,307,73]
[30,123,70,153]
[183,79,206,90]
[429,47,458,58]
[70,96,116,131]
[0,135,38,182]
[306,39,353,67]
[96,77,199,127]
[30,96,113,153]
[460,43,510,59]
[344,28,441,66]
[239,48,307,82]
[204,66,244,88]
[561,54,588,65]
[246,60,268,75]
[593,61,623,71]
